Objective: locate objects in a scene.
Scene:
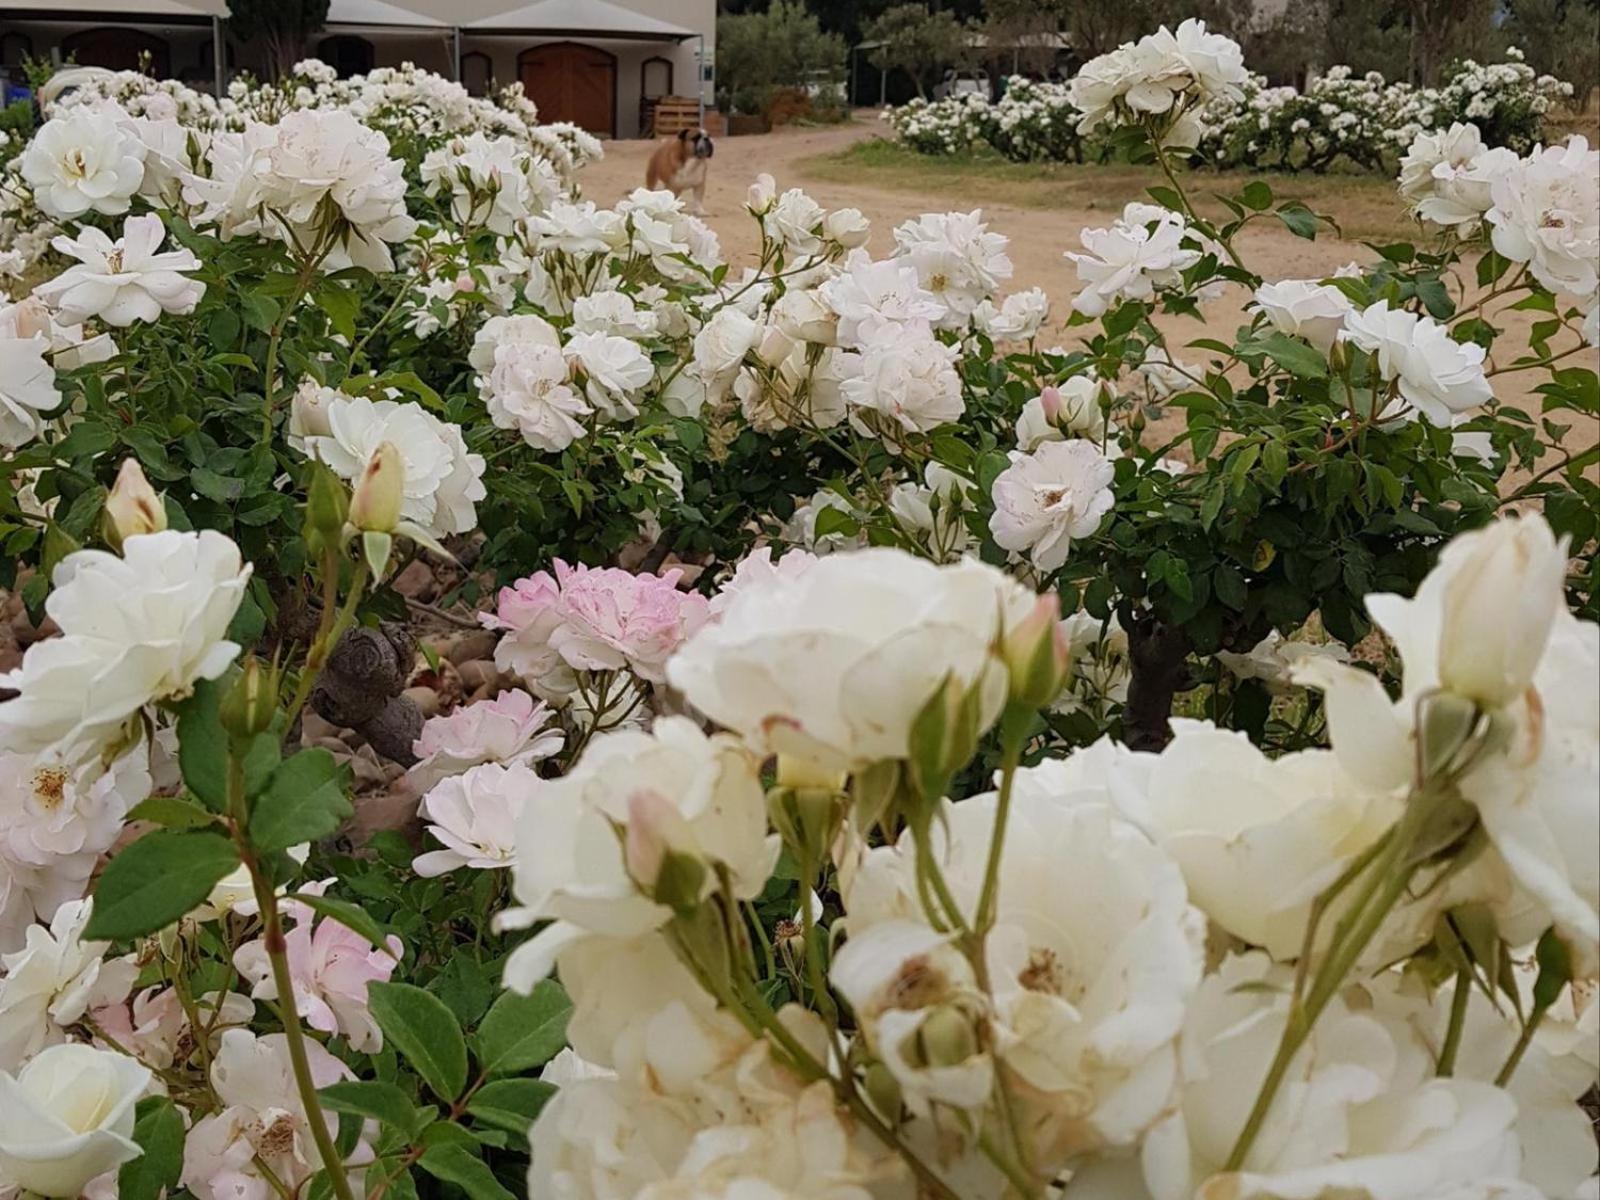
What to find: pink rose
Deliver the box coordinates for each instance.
[408,688,564,793]
[547,560,710,682]
[234,915,402,1053]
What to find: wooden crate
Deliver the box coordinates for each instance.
[651,96,703,136]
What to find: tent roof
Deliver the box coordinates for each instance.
[326,0,448,28]
[9,0,225,21]
[463,0,696,41]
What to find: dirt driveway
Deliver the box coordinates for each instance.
[579,120,1598,456]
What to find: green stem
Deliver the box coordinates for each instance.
[228,755,357,1200]
[1436,966,1472,1077]
[1224,791,1436,1172]
[1494,1005,1546,1087]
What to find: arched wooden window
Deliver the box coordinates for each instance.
[517,41,616,138]
[62,27,169,75]
[461,50,492,96]
[317,35,375,79]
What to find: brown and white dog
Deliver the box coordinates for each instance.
[645,128,714,215]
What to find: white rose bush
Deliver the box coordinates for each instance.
[0,28,1595,1200]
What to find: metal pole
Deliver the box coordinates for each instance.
[452,27,462,82]
[695,33,705,125]
[212,16,225,96]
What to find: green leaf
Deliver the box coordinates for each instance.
[1275,202,1320,239]
[175,679,229,810]
[289,892,397,958]
[85,831,239,940]
[316,284,360,342]
[1259,332,1328,379]
[240,290,281,332]
[320,1080,431,1136]
[1239,179,1272,211]
[249,748,352,853]
[475,979,572,1076]
[466,1079,556,1138]
[1415,276,1453,320]
[369,982,468,1100]
[416,1144,515,1200]
[126,795,223,831]
[191,467,245,504]
[118,1096,185,1200]
[429,954,495,1027]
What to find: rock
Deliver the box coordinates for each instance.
[445,629,498,666]
[403,685,441,718]
[456,659,502,693]
[392,559,438,602]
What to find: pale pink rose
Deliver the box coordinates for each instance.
[710,547,820,616]
[92,986,252,1070]
[233,916,401,1053]
[546,560,710,683]
[486,571,575,698]
[407,689,564,794]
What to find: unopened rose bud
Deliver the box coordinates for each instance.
[303,463,348,557]
[290,378,334,440]
[1003,593,1071,709]
[103,458,165,550]
[908,1004,980,1069]
[1038,385,1064,423]
[823,207,870,249]
[767,784,843,864]
[747,173,777,215]
[349,442,405,534]
[219,655,279,740]
[624,789,705,914]
[907,674,985,803]
[1437,516,1567,709]
[862,1061,902,1119]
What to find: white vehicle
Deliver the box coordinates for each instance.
[932,68,989,101]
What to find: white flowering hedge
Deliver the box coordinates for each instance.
[0,28,1597,1200]
[889,42,1573,173]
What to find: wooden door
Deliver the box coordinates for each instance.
[62,27,169,76]
[519,42,615,138]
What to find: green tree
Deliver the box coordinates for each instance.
[226,0,331,80]
[715,0,847,115]
[863,3,973,99]
[1503,0,1600,103]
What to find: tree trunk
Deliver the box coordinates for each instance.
[311,621,423,766]
[1119,606,1193,752]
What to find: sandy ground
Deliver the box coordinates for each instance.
[578,119,1599,459]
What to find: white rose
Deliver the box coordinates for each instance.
[0,531,250,762]
[499,717,776,991]
[35,214,205,328]
[989,439,1116,573]
[0,899,138,1069]
[763,188,827,256]
[483,341,590,454]
[0,1043,151,1198]
[819,256,945,348]
[414,761,531,877]
[468,312,560,375]
[0,328,60,451]
[1251,279,1353,351]
[20,109,146,219]
[823,206,871,248]
[771,287,838,345]
[1143,954,1533,1200]
[667,547,1033,774]
[1067,211,1201,317]
[1015,378,1108,450]
[564,331,654,420]
[297,392,485,539]
[692,307,761,379]
[1487,135,1599,297]
[1110,723,1399,959]
[1339,300,1494,425]
[746,172,776,214]
[841,322,964,436]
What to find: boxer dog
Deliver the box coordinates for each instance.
[646,127,714,215]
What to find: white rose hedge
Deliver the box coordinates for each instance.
[0,33,1595,1200]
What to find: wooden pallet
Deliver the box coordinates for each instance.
[650,96,702,136]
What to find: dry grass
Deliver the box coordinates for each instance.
[799,138,1421,244]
